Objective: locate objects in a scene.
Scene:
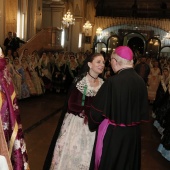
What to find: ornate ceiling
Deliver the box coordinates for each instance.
[42,0,170,18]
[95,0,170,18]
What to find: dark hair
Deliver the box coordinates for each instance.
[78,52,103,76]
[73,53,103,84]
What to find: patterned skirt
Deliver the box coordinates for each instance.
[50,113,95,170]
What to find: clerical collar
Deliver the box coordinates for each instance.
[116,67,132,74]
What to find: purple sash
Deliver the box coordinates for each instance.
[95,119,112,170]
[95,118,139,169]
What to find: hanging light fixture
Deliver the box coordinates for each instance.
[83,20,92,35]
[96,27,103,41]
[62,10,75,27]
[83,21,92,30]
[96,27,102,36]
[149,39,153,44]
[164,31,170,39]
[154,40,159,46]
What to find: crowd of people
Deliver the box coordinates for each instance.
[2,45,97,100]
[1,39,170,169]
[134,54,170,162]
[150,59,170,161]
[0,47,29,170]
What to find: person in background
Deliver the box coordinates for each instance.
[147,60,161,103]
[152,66,170,115]
[12,50,20,60]
[43,53,105,170]
[39,52,52,91]
[13,57,30,99]
[5,49,14,64]
[0,47,30,170]
[3,32,13,55]
[88,46,149,170]
[11,32,26,52]
[134,56,150,84]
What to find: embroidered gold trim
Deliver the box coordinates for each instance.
[9,121,18,157]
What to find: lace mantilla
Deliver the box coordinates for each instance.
[76,76,103,97]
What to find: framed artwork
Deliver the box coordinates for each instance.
[85,36,91,44]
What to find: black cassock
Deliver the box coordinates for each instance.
[88,68,149,170]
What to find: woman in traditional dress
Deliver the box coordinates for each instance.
[76,52,85,71]
[20,56,37,96]
[65,55,79,92]
[157,88,170,161]
[5,49,14,64]
[52,52,65,93]
[12,50,19,60]
[29,55,44,95]
[39,52,52,91]
[19,49,31,64]
[152,67,170,161]
[13,57,30,99]
[0,47,30,169]
[5,57,15,78]
[47,51,56,74]
[153,66,170,114]
[32,50,40,63]
[43,53,105,170]
[5,57,21,99]
[147,60,161,103]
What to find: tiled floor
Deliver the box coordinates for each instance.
[18,91,170,170]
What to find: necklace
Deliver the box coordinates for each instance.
[88,72,98,79]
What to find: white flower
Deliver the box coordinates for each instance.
[21,142,26,154]
[5,110,8,116]
[24,162,29,170]
[3,122,9,130]
[13,103,19,110]
[14,139,21,150]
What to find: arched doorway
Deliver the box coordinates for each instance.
[128,37,144,55]
[123,32,146,57]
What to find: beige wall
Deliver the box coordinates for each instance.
[5,0,18,34]
[41,0,93,53]
[42,8,52,28]
[2,0,170,54]
[0,0,18,48]
[51,8,63,28]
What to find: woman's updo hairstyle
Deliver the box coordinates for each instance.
[73,53,103,84]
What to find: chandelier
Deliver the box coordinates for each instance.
[164,31,170,39]
[96,27,102,36]
[83,20,92,35]
[62,10,75,27]
[83,21,92,30]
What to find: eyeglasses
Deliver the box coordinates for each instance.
[109,57,117,62]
